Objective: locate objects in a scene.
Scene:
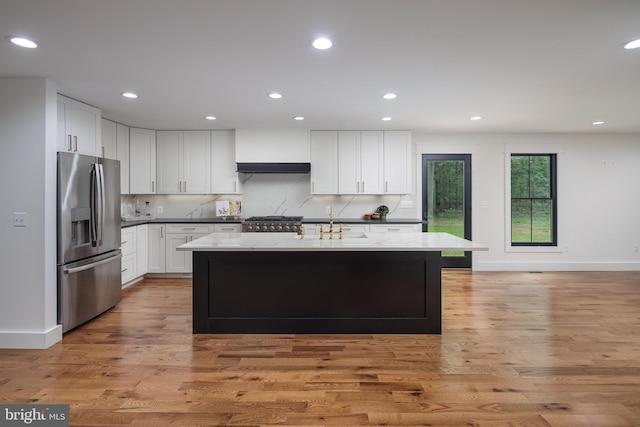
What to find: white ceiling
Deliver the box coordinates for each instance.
[1,0,640,132]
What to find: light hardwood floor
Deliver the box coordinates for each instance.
[1,271,639,426]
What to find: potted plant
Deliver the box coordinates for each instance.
[376,205,389,220]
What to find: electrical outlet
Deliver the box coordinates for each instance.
[634,243,639,253]
[400,200,413,208]
[325,206,332,214]
[157,205,164,214]
[13,212,27,227]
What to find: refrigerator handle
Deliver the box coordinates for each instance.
[98,163,105,246]
[63,253,122,274]
[90,164,99,244]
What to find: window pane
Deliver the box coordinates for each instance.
[511,199,532,242]
[530,156,551,198]
[532,200,552,242]
[510,156,530,198]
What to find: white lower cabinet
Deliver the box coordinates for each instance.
[165,224,214,273]
[121,224,149,285]
[136,224,148,276]
[120,227,137,285]
[147,224,166,273]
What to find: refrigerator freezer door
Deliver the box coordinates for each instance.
[58,250,122,333]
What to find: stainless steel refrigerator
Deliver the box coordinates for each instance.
[57,152,122,333]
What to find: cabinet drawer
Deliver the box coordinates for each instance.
[120,228,136,255]
[214,224,242,233]
[369,224,421,233]
[121,253,137,285]
[165,224,214,234]
[338,224,368,234]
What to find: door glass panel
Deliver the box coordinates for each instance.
[426,159,465,257]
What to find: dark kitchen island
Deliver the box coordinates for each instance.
[178,232,487,334]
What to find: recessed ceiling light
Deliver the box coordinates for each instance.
[470,116,482,121]
[205,116,216,120]
[268,92,282,99]
[383,93,397,100]
[312,37,332,50]
[624,39,640,49]
[592,121,605,125]
[121,92,138,99]
[293,116,304,121]
[6,36,37,48]
[381,117,392,121]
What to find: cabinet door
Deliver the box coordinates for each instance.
[211,130,240,194]
[129,128,156,194]
[165,233,190,273]
[183,131,211,194]
[116,123,130,194]
[136,224,148,276]
[359,131,384,194]
[101,119,117,159]
[147,224,165,273]
[383,131,412,194]
[120,227,136,256]
[71,99,101,156]
[57,96,72,152]
[338,131,360,194]
[310,131,338,194]
[156,131,182,194]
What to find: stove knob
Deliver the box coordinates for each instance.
[284,225,290,231]
[269,225,276,231]
[246,225,252,231]
[277,225,283,231]
[262,225,268,231]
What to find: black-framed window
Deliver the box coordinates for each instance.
[510,154,557,246]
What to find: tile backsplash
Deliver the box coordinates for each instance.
[122,174,418,220]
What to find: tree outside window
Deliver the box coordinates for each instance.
[511,154,557,246]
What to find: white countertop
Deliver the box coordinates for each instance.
[177,232,488,252]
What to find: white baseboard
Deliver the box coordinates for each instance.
[0,325,62,349]
[474,260,640,271]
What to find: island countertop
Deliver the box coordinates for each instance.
[177,232,488,252]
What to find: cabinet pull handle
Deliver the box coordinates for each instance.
[312,181,315,193]
[73,135,78,152]
[182,227,196,230]
[362,181,365,193]
[102,147,105,158]
[67,135,72,151]
[160,226,164,238]
[121,240,127,245]
[184,181,186,192]
[234,180,237,193]
[385,181,388,193]
[152,181,155,192]
[121,268,128,272]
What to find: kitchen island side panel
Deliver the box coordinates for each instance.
[192,250,442,334]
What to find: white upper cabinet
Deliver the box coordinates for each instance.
[383,130,413,194]
[211,130,241,194]
[101,119,117,159]
[156,131,211,194]
[338,130,384,194]
[57,95,101,156]
[116,123,130,194]
[310,131,338,194]
[129,127,156,194]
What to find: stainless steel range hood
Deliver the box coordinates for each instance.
[236,162,310,174]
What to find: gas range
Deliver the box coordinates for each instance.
[242,216,303,233]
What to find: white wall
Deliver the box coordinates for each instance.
[414,132,640,271]
[0,78,61,348]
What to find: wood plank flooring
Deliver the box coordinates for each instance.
[1,271,639,426]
